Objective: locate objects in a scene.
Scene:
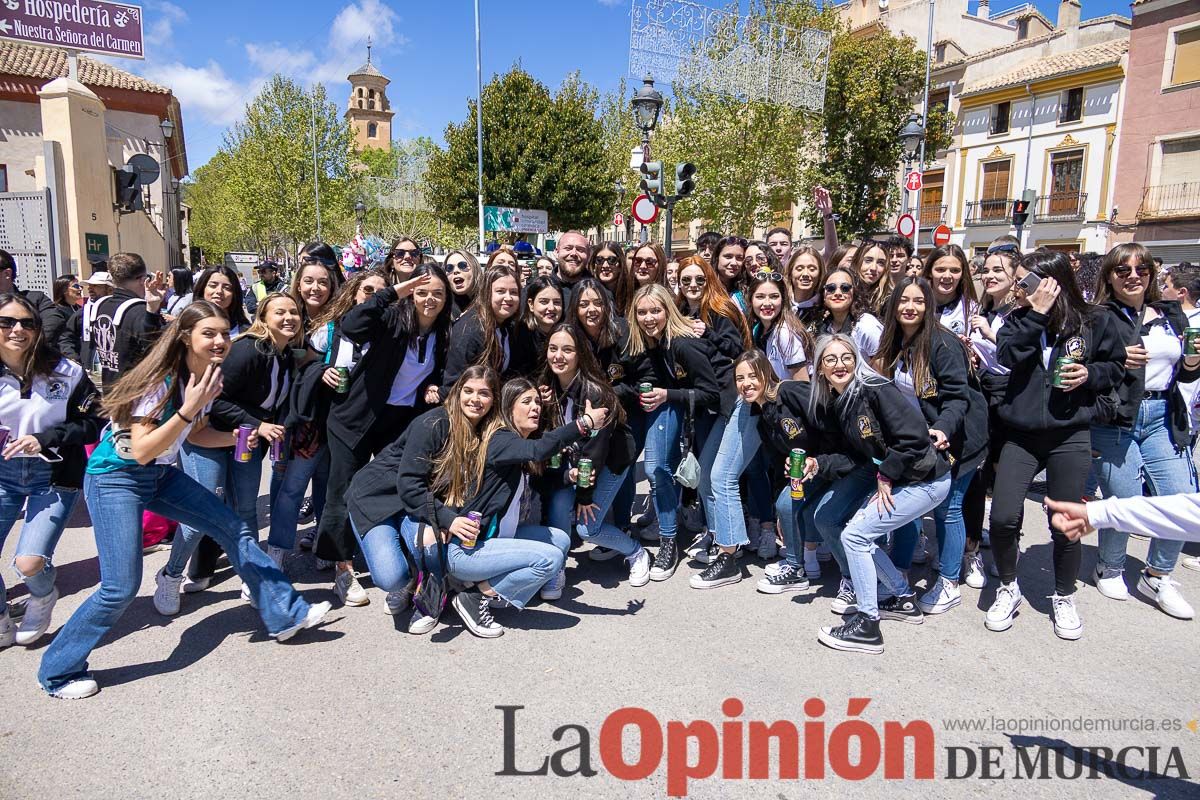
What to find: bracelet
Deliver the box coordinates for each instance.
[581,413,595,430]
[176,410,195,425]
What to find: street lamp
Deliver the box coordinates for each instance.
[160,117,175,142]
[159,117,176,266]
[354,199,367,228]
[898,112,925,220]
[631,74,663,244]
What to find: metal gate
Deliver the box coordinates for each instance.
[0,190,58,294]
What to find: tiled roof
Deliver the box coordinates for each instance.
[349,61,387,80]
[961,38,1128,95]
[1080,14,1131,26]
[0,40,169,94]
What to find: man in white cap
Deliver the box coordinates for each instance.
[69,268,114,369]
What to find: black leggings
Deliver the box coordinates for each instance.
[989,427,1090,595]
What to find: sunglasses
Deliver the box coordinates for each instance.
[1113,264,1152,279]
[594,256,621,267]
[824,282,853,294]
[445,261,471,273]
[820,353,856,367]
[631,257,658,268]
[299,256,334,268]
[679,276,706,287]
[754,270,784,281]
[392,248,421,259]
[0,316,39,330]
[749,253,770,264]
[987,243,1019,255]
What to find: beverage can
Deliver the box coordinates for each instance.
[335,366,351,394]
[234,424,255,462]
[1184,327,1200,356]
[549,452,561,469]
[577,458,593,489]
[462,511,482,548]
[270,434,287,462]
[638,382,653,395]
[0,425,10,451]
[789,448,806,500]
[1052,357,1075,388]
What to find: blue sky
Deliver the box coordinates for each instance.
[113,0,1135,173]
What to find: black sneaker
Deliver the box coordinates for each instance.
[817,612,884,654]
[452,590,504,638]
[878,593,925,625]
[688,551,741,589]
[756,563,811,594]
[298,497,315,524]
[649,537,678,582]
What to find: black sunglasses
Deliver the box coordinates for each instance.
[679,276,706,287]
[445,261,471,273]
[1113,264,1152,279]
[594,256,621,267]
[824,282,853,294]
[987,243,1019,256]
[754,270,784,282]
[392,248,421,259]
[0,315,40,330]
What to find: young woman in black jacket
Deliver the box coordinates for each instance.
[442,250,480,321]
[591,242,633,315]
[570,278,628,377]
[516,275,564,372]
[808,334,952,655]
[537,325,648,586]
[315,264,452,608]
[1088,243,1200,619]
[874,278,990,615]
[0,293,103,648]
[615,284,723,582]
[446,378,610,638]
[986,250,1126,640]
[345,366,500,634]
[441,264,529,393]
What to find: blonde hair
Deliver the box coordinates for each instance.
[430,366,501,506]
[238,292,304,350]
[624,283,698,357]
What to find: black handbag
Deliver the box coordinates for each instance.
[411,500,449,619]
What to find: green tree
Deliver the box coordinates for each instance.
[425,66,611,232]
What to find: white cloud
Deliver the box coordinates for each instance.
[598,0,626,6]
[141,61,258,126]
[307,0,410,85]
[144,1,188,49]
[245,42,316,76]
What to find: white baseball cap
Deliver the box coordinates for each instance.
[83,271,113,286]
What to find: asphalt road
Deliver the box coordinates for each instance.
[2,481,1198,800]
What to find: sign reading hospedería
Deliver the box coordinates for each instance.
[0,1,145,59]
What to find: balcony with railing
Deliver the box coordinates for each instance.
[1138,183,1200,220]
[918,204,947,228]
[1034,192,1087,222]
[964,199,1011,226]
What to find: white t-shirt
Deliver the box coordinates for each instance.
[764,324,807,380]
[971,314,1010,376]
[937,296,978,337]
[132,380,210,464]
[497,473,526,539]
[309,325,368,370]
[387,333,438,407]
[893,360,921,410]
[0,358,87,457]
[1141,317,1182,393]
[818,313,882,359]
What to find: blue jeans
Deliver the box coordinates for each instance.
[1092,398,1198,574]
[700,400,755,548]
[228,440,283,535]
[613,413,648,530]
[446,524,569,608]
[166,442,231,577]
[932,467,977,581]
[38,464,310,691]
[842,473,951,618]
[575,466,640,556]
[776,478,828,568]
[812,465,879,575]
[643,404,682,540]
[268,446,330,550]
[0,457,79,599]
[352,514,442,593]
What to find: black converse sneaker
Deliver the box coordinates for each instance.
[649,537,678,581]
[688,551,741,589]
[817,612,884,654]
[830,577,858,614]
[452,590,504,638]
[878,593,925,625]
[756,562,811,594]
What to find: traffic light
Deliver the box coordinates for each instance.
[1011,198,1030,228]
[114,167,143,212]
[639,161,663,196]
[675,162,696,197]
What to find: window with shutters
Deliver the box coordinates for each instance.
[980,160,1011,221]
[990,101,1010,136]
[1058,88,1083,123]
[1047,150,1085,217]
[1169,26,1200,87]
[920,170,945,225]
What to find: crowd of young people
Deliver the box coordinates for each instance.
[0,229,1197,698]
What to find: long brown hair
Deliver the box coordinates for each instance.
[430,365,501,506]
[289,261,342,329]
[1094,242,1160,307]
[874,277,939,393]
[310,268,389,330]
[102,301,228,426]
[922,244,979,332]
[674,255,752,347]
[0,293,62,391]
[786,245,826,306]
[734,349,782,402]
[469,264,522,370]
[536,323,626,427]
[852,240,893,314]
[591,241,633,311]
[629,242,669,288]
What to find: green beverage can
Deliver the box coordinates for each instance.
[1052,357,1075,388]
[549,452,561,469]
[1185,328,1200,356]
[789,448,806,500]
[638,382,653,396]
[335,366,350,394]
[577,458,593,489]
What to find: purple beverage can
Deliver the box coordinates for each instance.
[270,434,287,462]
[0,425,10,451]
[464,511,482,548]
[234,424,255,463]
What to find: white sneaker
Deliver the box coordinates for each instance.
[266,545,287,571]
[540,569,566,601]
[48,676,99,699]
[1093,564,1129,601]
[626,546,651,587]
[1049,593,1083,640]
[1181,555,1200,572]
[334,569,370,607]
[803,550,821,580]
[1137,572,1195,620]
[756,531,778,560]
[240,582,258,609]
[408,608,438,635]
[274,600,332,642]
[589,546,621,562]
[15,588,59,645]
[0,611,13,648]
[918,576,961,615]
[153,568,184,616]
[962,551,986,590]
[181,575,211,593]
[985,581,1022,632]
